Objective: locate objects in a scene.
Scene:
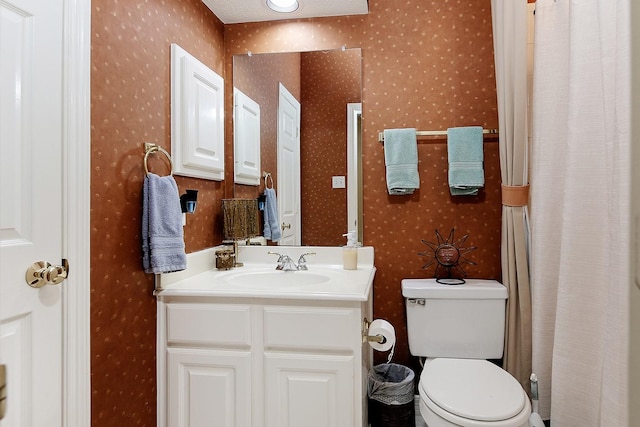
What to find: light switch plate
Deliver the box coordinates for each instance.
[332,176,346,188]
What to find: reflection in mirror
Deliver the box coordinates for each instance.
[233,48,362,247]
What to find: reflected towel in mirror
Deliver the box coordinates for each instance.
[263,188,281,241]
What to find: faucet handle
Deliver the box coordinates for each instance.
[268,251,284,261]
[297,252,316,270]
[269,251,291,270]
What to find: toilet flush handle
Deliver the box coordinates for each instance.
[408,298,425,306]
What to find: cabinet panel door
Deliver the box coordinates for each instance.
[168,349,251,427]
[263,306,358,351]
[166,303,252,347]
[171,43,225,180]
[264,353,355,427]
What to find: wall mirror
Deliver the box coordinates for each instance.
[232,48,363,247]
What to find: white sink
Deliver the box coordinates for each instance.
[222,269,332,287]
[155,246,376,301]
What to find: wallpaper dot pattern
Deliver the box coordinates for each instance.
[92,0,500,425]
[91,0,225,425]
[300,49,362,246]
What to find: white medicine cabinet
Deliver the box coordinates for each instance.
[170,44,225,180]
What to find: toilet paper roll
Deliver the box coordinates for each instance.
[368,319,396,352]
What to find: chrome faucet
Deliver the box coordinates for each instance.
[269,252,298,271]
[268,251,316,271]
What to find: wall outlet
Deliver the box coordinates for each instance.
[332,176,346,189]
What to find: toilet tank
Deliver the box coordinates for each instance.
[402,279,508,359]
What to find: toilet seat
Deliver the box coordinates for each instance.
[419,358,530,425]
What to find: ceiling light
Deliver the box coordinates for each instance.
[266,0,299,13]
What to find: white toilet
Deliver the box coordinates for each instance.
[402,278,531,427]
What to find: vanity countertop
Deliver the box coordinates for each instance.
[155,245,376,302]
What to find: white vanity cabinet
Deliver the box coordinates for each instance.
[157,296,373,427]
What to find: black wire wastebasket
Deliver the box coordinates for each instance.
[367,363,415,427]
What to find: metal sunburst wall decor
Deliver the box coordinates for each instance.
[418,229,477,285]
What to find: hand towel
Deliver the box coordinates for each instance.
[263,188,281,242]
[383,128,420,195]
[142,173,187,274]
[447,126,484,196]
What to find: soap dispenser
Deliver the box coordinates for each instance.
[342,230,360,270]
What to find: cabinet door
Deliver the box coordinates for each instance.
[264,353,355,427]
[168,348,251,427]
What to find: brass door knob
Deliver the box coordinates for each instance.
[25,259,69,288]
[281,222,291,230]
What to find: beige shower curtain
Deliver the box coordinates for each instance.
[490,0,532,393]
[530,0,630,423]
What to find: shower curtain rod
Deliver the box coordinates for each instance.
[378,128,499,143]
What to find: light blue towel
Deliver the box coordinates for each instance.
[263,188,281,242]
[142,173,187,274]
[447,126,484,196]
[384,128,420,195]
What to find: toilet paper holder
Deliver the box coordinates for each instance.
[362,318,387,344]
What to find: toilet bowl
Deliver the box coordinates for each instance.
[418,358,531,427]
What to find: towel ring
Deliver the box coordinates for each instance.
[263,171,274,189]
[143,142,173,176]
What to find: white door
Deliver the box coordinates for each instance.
[0,0,68,425]
[276,83,301,246]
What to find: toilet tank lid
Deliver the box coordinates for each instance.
[401,279,507,299]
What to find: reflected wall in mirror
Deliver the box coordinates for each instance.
[233,48,362,246]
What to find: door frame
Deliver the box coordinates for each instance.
[61,0,91,424]
[346,103,362,243]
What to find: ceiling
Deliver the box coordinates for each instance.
[201,0,369,24]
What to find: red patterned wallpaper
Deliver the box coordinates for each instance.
[91,0,225,425]
[300,49,362,246]
[91,0,499,425]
